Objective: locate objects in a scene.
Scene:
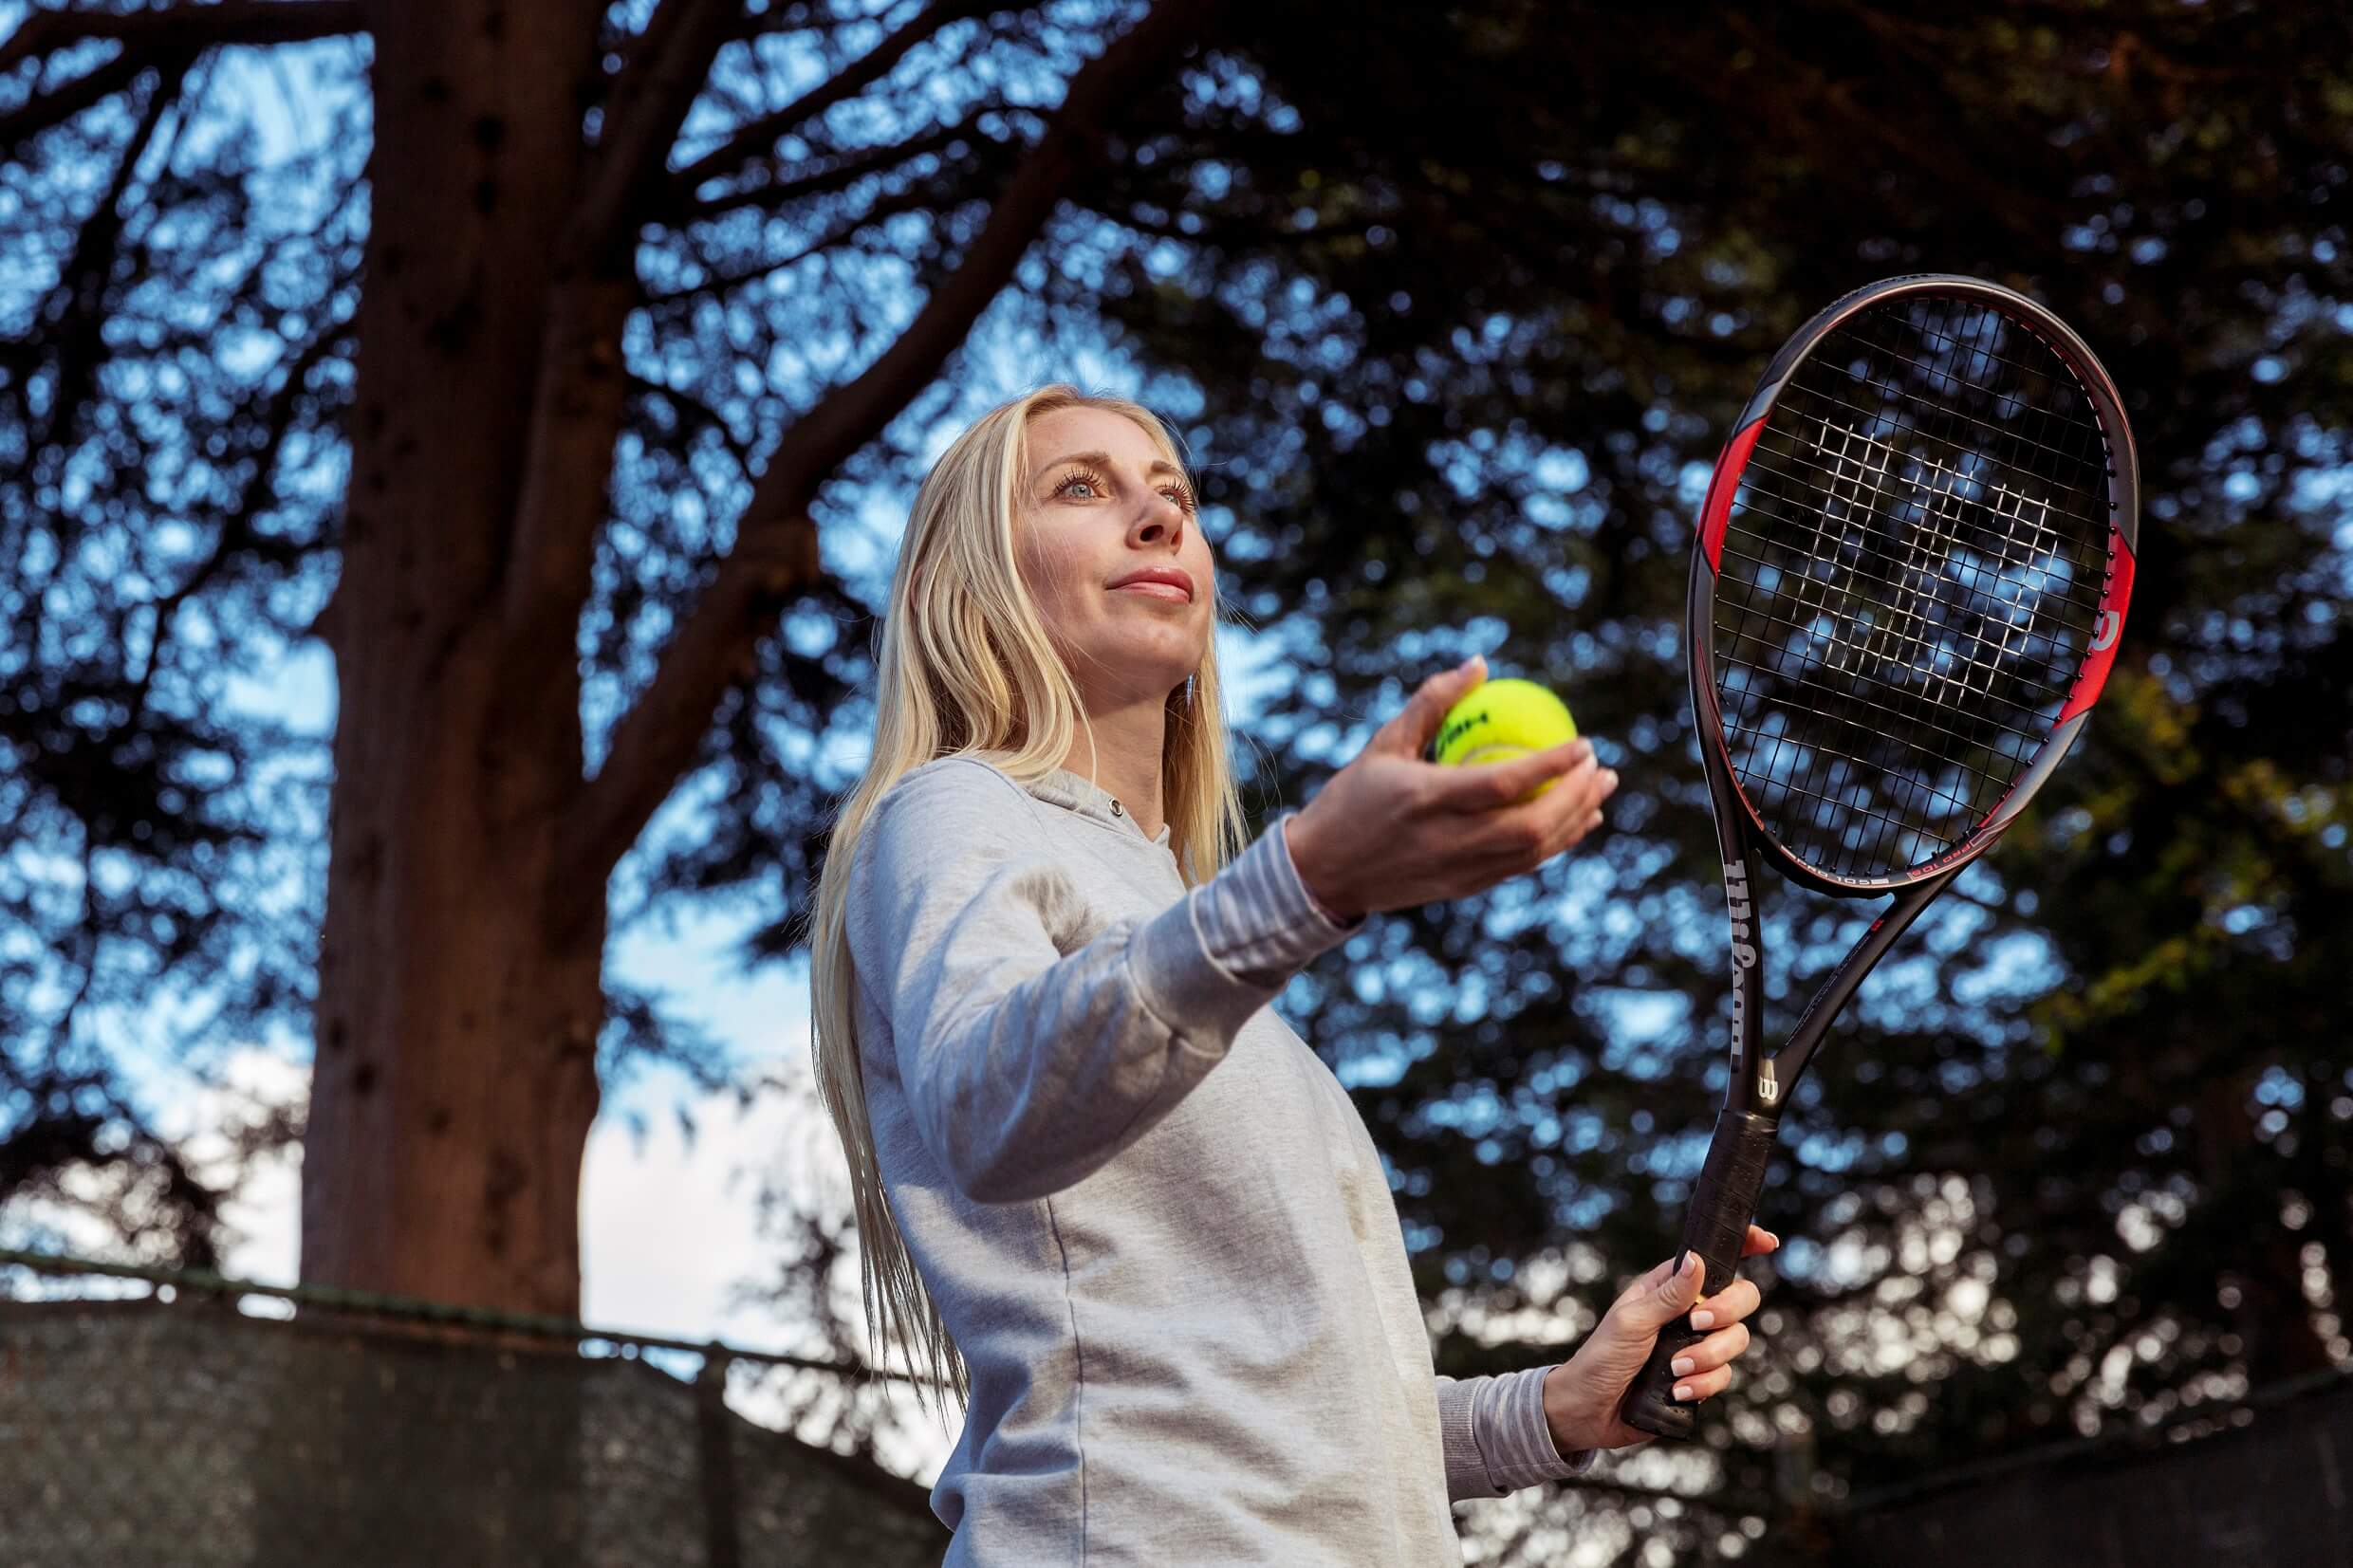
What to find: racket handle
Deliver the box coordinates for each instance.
[1618,1107,1778,1441]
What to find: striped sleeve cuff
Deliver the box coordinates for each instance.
[1437,1368,1598,1502]
[1187,812,1362,991]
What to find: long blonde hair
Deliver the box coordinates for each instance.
[806,385,1247,1413]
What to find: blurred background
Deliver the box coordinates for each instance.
[0,1,2346,1564]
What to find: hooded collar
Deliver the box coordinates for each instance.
[1024,767,1173,848]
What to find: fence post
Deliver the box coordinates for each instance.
[696,1342,742,1568]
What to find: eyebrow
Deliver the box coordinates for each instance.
[1032,449,1186,484]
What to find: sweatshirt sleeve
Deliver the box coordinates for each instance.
[1435,1368,1599,1503]
[845,758,1357,1204]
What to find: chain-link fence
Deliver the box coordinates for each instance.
[0,1251,947,1568]
[25,1247,2339,1568]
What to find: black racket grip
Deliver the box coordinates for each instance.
[1618,1107,1778,1441]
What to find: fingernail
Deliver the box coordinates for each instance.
[1671,1356,1695,1377]
[1681,1253,1700,1276]
[1672,1383,1694,1402]
[1600,768,1619,789]
[1691,1309,1715,1331]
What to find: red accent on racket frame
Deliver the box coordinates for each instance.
[2056,540,2138,726]
[1696,418,1769,573]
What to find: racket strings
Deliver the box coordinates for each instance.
[1721,462,2094,702]
[1742,403,2112,613]
[1712,295,2117,881]
[1861,330,2112,488]
[1705,576,2058,748]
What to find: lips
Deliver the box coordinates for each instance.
[1107,565,1195,602]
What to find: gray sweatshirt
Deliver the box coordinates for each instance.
[845,757,1593,1565]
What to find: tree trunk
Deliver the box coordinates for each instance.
[303,0,614,1318]
[296,0,1209,1319]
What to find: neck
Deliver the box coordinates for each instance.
[1061,691,1169,839]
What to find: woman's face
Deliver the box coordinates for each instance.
[1014,405,1214,711]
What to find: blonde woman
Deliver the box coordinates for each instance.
[808,387,1777,1564]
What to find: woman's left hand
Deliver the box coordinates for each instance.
[1541,1225,1781,1454]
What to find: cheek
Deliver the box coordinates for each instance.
[1016,527,1093,636]
[1188,539,1218,615]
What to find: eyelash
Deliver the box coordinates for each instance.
[1055,467,1197,517]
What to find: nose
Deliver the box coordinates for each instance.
[1129,490,1186,550]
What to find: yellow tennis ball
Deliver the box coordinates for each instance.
[1434,678,1579,795]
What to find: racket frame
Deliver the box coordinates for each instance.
[1689,273,2140,1117]
[1619,274,2141,1442]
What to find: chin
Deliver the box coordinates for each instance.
[1087,646,1205,707]
[1109,618,1205,661]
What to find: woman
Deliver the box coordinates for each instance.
[808,387,1775,1564]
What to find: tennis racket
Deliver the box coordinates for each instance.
[1619,274,2142,1440]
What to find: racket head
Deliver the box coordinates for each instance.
[1689,274,2140,895]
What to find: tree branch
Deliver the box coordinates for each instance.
[644,163,996,311]
[564,0,746,272]
[0,1,363,76]
[0,45,180,154]
[0,1,362,151]
[478,5,753,811]
[676,120,987,225]
[555,0,1222,920]
[669,0,995,196]
[133,313,354,710]
[23,54,185,458]
[628,373,757,477]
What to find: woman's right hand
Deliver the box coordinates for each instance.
[1283,655,1618,924]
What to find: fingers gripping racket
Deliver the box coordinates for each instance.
[1619,275,2142,1440]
